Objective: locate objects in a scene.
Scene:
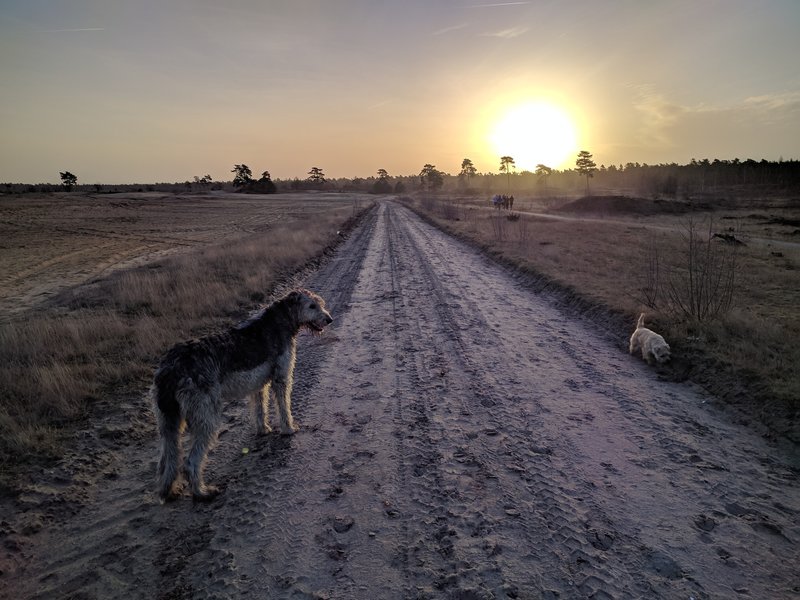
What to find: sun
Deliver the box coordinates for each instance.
[488,102,578,171]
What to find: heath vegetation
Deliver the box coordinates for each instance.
[404,190,799,441]
[0,192,373,480]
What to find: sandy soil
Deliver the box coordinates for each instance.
[1,201,798,599]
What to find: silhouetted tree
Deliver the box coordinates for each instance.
[535,164,553,195]
[419,164,444,191]
[373,168,391,194]
[60,171,77,191]
[194,174,212,187]
[460,158,477,186]
[575,150,597,195]
[255,170,277,193]
[232,164,253,188]
[307,167,326,186]
[499,156,515,190]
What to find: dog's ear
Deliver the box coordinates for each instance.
[285,290,303,302]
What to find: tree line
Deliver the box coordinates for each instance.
[4,155,799,197]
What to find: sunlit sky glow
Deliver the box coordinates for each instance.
[1,0,799,183]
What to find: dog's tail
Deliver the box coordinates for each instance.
[152,369,183,501]
[637,313,646,329]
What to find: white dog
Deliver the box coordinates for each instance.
[629,313,671,365]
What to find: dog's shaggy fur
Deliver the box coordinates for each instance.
[152,289,333,502]
[629,313,671,365]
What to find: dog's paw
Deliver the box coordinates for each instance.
[159,490,180,504]
[192,485,220,502]
[280,423,299,436]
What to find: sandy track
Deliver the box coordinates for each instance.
[3,201,798,599]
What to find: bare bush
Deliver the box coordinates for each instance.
[440,199,460,221]
[490,214,507,241]
[639,239,661,309]
[641,217,738,323]
[515,215,531,247]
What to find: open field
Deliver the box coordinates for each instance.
[404,192,800,441]
[2,200,798,599]
[0,191,367,319]
[0,191,372,470]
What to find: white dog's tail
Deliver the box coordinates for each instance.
[637,313,646,329]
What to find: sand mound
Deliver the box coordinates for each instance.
[555,195,692,215]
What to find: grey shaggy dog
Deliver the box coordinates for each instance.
[152,288,333,502]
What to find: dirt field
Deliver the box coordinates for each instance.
[1,200,798,599]
[0,191,364,319]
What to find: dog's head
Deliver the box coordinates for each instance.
[287,289,333,334]
[652,341,671,364]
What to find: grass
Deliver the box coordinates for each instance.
[403,193,799,443]
[0,198,374,481]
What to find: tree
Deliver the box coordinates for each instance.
[499,156,515,190]
[232,164,253,188]
[373,168,391,194]
[460,158,477,186]
[256,170,277,193]
[60,171,77,191]
[535,164,553,195]
[419,164,444,191]
[194,174,212,187]
[576,150,597,195]
[307,167,326,187]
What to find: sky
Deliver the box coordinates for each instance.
[1,0,799,184]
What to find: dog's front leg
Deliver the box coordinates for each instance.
[252,384,272,435]
[273,374,297,434]
[270,348,296,434]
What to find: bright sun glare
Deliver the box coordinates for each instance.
[489,102,578,171]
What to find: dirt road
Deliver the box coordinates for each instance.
[3,201,798,599]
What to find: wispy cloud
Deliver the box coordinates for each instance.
[40,28,105,33]
[631,85,800,150]
[743,92,800,112]
[367,99,393,110]
[631,85,685,146]
[482,26,528,38]
[433,23,468,36]
[466,2,530,7]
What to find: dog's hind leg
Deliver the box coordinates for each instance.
[182,390,222,501]
[252,383,272,435]
[155,406,182,502]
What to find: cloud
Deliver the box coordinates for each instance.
[631,85,687,146]
[741,92,800,120]
[39,28,105,33]
[367,99,393,110]
[466,2,531,7]
[433,23,468,36]
[628,85,800,160]
[482,26,528,38]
